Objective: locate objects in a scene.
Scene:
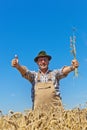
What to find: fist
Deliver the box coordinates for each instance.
[11,58,19,67]
[71,59,79,69]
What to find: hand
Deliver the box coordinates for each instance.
[71,59,79,69]
[11,57,19,68]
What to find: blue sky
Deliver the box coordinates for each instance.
[0,0,87,114]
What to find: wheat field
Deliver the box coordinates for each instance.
[0,105,87,130]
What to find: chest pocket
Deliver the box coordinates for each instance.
[38,85,51,89]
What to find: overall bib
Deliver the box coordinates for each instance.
[34,81,63,110]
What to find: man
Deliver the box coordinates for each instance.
[11,51,79,110]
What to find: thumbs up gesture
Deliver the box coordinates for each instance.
[11,54,19,68]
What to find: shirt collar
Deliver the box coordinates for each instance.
[38,69,51,74]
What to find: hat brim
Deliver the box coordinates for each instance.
[34,55,52,62]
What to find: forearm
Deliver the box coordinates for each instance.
[16,64,27,76]
[62,59,79,75]
[62,66,75,75]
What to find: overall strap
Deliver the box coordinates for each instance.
[48,71,53,82]
[37,72,41,82]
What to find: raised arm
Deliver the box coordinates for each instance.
[62,59,79,75]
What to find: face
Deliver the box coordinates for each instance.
[37,57,49,71]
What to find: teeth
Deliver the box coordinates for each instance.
[41,64,45,66]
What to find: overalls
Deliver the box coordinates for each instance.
[33,73,63,110]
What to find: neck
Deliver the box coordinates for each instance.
[40,68,48,74]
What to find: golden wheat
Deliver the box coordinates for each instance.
[0,106,87,130]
